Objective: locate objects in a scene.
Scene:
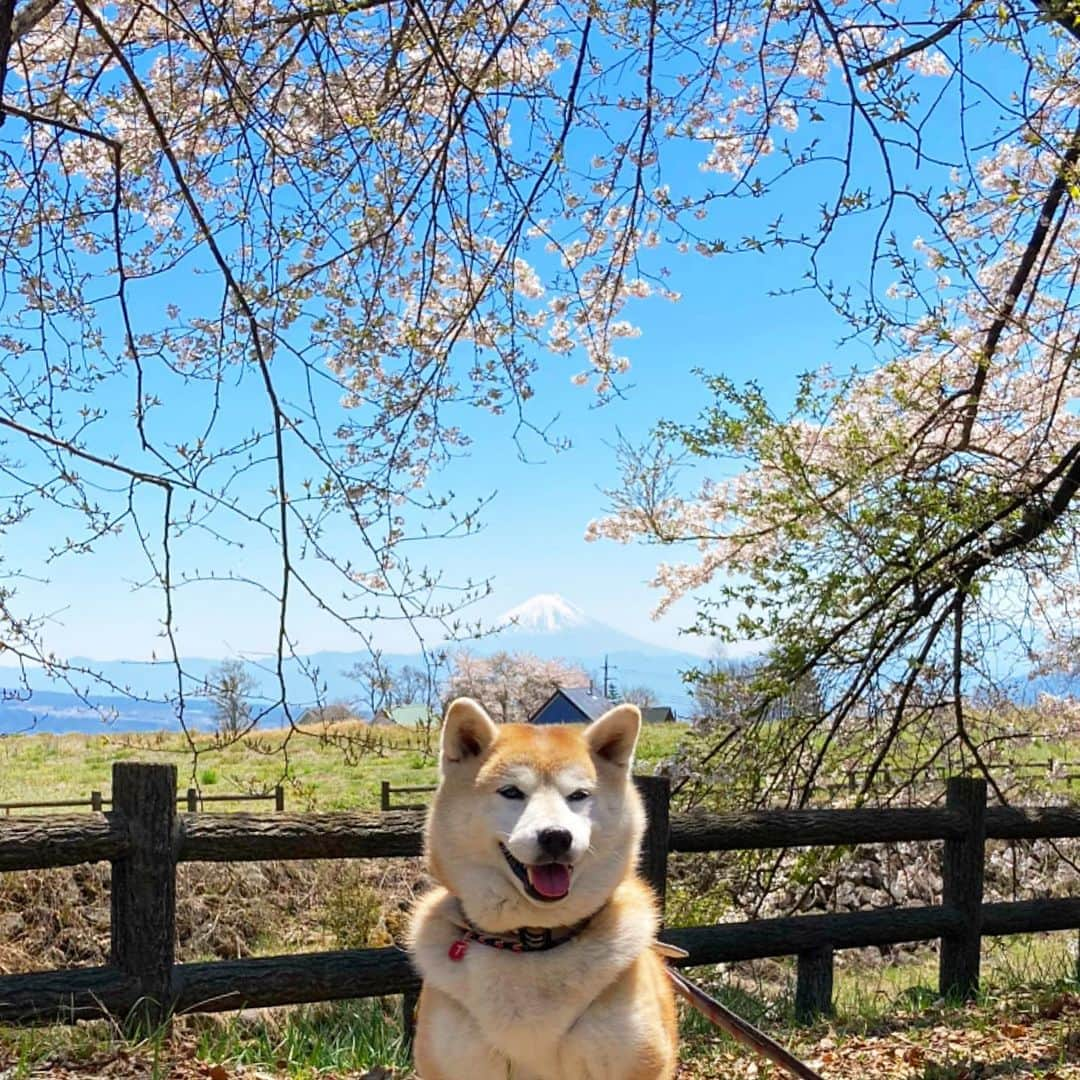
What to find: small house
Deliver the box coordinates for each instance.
[374,704,439,729]
[529,687,616,725]
[642,706,676,724]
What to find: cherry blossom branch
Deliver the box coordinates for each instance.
[0,99,116,146]
[797,438,1080,686]
[951,592,1006,802]
[960,116,1080,447]
[71,0,298,734]
[264,0,395,28]
[855,0,981,77]
[858,601,956,798]
[0,414,175,490]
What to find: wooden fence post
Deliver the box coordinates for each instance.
[381,781,391,812]
[186,788,198,812]
[939,775,987,1000]
[110,763,177,1033]
[402,985,420,1052]
[91,791,103,812]
[795,945,834,1022]
[274,785,285,812]
[635,775,671,917]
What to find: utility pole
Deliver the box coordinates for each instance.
[603,655,618,701]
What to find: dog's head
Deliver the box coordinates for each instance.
[425,697,645,931]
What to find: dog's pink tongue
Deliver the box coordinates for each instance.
[527,863,571,899]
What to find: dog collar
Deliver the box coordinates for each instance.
[446,900,601,960]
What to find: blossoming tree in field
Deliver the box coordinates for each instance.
[1,0,684,739]
[445,649,588,723]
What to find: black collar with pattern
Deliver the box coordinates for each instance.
[446,899,604,957]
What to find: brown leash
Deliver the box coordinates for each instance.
[664,965,825,1080]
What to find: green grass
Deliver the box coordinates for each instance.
[2,712,1072,812]
[0,721,689,812]
[834,933,1078,1024]
[192,999,412,1075]
[672,932,1080,1080]
[675,930,1080,1045]
[0,1010,177,1080]
[0,999,409,1078]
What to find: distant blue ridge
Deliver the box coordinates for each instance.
[0,688,291,736]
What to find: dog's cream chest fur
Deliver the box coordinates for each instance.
[412,886,658,1059]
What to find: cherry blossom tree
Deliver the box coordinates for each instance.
[3,0,1080,785]
[445,649,588,723]
[589,0,1080,805]
[619,683,659,709]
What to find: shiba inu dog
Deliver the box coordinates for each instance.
[408,697,678,1080]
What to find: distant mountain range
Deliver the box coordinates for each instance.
[0,594,706,735]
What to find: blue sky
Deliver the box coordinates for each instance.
[1,22,984,669]
[4,235,858,665]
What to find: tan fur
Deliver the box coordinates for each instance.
[409,699,678,1080]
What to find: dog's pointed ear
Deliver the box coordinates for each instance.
[585,703,641,770]
[441,697,499,767]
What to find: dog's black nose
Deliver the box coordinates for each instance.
[537,828,572,858]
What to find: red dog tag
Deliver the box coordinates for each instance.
[448,939,468,961]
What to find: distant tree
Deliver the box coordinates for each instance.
[446,650,589,724]
[206,660,256,740]
[620,684,658,709]
[345,656,398,720]
[689,655,822,731]
[395,662,446,708]
[346,653,449,720]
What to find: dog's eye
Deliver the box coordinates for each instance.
[497,785,525,800]
[567,789,591,803]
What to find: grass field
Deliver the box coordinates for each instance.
[0,721,691,813]
[2,712,1074,812]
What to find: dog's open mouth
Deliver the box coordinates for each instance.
[500,843,573,902]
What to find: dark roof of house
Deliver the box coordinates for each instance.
[548,686,616,721]
[642,706,676,723]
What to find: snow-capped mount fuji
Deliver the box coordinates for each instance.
[489,592,692,662]
[497,593,591,634]
[476,593,699,710]
[492,592,666,656]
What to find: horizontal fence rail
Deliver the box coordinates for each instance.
[180,811,425,862]
[0,787,284,816]
[6,797,1079,874]
[0,765,1078,1031]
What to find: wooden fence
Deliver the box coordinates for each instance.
[379,781,436,811]
[0,764,1079,1036]
[0,786,284,816]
